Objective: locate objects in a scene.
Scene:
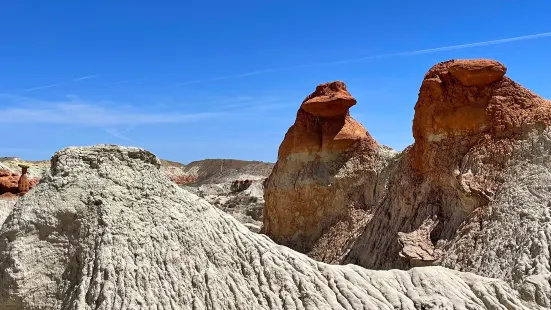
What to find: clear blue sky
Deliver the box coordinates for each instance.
[1,1,550,163]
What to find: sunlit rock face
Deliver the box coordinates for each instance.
[263,81,397,262]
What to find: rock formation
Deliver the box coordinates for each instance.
[264,59,551,307]
[0,145,544,309]
[182,159,274,185]
[230,179,254,192]
[170,174,198,185]
[263,81,397,261]
[17,164,31,195]
[183,178,266,233]
[0,168,19,196]
[0,164,38,197]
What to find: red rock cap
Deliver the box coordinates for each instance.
[426,59,507,87]
[300,81,357,117]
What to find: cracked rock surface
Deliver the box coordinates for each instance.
[0,145,543,309]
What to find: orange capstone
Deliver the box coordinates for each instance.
[447,59,506,87]
[300,81,357,117]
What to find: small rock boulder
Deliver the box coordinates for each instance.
[0,169,19,195]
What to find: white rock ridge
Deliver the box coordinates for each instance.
[0,145,544,309]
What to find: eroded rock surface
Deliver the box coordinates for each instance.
[345,60,551,287]
[0,156,272,230]
[0,145,543,309]
[180,159,273,185]
[264,59,551,308]
[0,198,16,226]
[182,178,266,232]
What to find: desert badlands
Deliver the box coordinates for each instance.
[0,59,550,309]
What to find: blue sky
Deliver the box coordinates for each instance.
[1,1,550,163]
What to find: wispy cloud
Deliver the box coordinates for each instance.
[104,125,135,141]
[11,31,551,92]
[0,94,219,126]
[173,31,551,85]
[22,83,61,92]
[18,74,100,93]
[73,74,100,82]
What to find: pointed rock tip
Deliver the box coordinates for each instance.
[425,59,507,87]
[300,81,357,117]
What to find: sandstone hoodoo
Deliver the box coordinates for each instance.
[263,81,397,261]
[264,59,551,308]
[0,145,544,309]
[17,164,31,195]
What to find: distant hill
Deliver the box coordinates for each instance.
[166,159,274,185]
[0,156,273,186]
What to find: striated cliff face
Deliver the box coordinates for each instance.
[263,81,398,261]
[264,59,551,307]
[0,145,544,309]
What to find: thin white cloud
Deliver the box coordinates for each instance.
[173,31,551,85]
[19,74,100,93]
[73,74,100,82]
[104,125,134,141]
[0,95,219,126]
[22,83,61,92]
[12,31,551,92]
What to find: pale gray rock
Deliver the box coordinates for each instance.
[0,145,544,309]
[182,180,266,230]
[0,199,16,227]
[437,128,551,307]
[344,128,551,308]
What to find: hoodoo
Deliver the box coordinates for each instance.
[263,81,397,262]
[264,60,551,308]
[344,59,551,306]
